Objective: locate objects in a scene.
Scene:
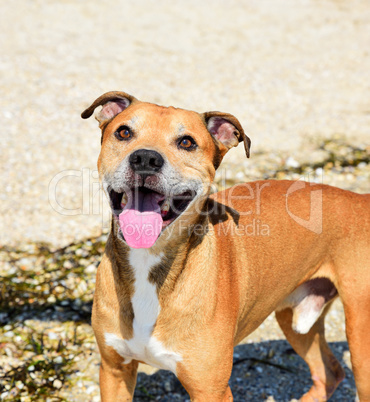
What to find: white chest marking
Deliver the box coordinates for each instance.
[105,249,182,373]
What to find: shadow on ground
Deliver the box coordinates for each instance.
[134,340,356,402]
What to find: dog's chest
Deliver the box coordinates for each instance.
[105,249,182,373]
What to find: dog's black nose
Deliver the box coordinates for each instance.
[129,149,164,175]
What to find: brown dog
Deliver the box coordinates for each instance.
[81,91,370,401]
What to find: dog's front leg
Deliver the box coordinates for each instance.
[187,385,233,402]
[180,380,233,402]
[176,346,235,401]
[99,355,138,402]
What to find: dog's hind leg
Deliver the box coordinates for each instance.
[333,232,370,401]
[341,299,370,401]
[338,278,370,401]
[276,302,345,401]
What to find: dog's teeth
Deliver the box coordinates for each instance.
[161,199,170,212]
[121,193,128,206]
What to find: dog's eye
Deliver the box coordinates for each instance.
[178,136,197,150]
[115,126,132,141]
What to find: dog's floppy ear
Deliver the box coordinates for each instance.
[81,91,138,124]
[203,111,251,158]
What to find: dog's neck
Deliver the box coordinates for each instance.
[108,205,211,296]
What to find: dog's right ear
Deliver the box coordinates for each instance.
[81,91,138,125]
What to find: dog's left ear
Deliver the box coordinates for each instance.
[203,111,251,158]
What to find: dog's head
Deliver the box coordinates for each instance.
[82,91,251,249]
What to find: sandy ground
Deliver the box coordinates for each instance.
[1,0,369,247]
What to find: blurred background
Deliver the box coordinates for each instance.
[0,0,369,400]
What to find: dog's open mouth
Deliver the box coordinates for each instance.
[109,186,196,248]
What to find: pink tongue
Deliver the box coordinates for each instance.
[118,190,163,248]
